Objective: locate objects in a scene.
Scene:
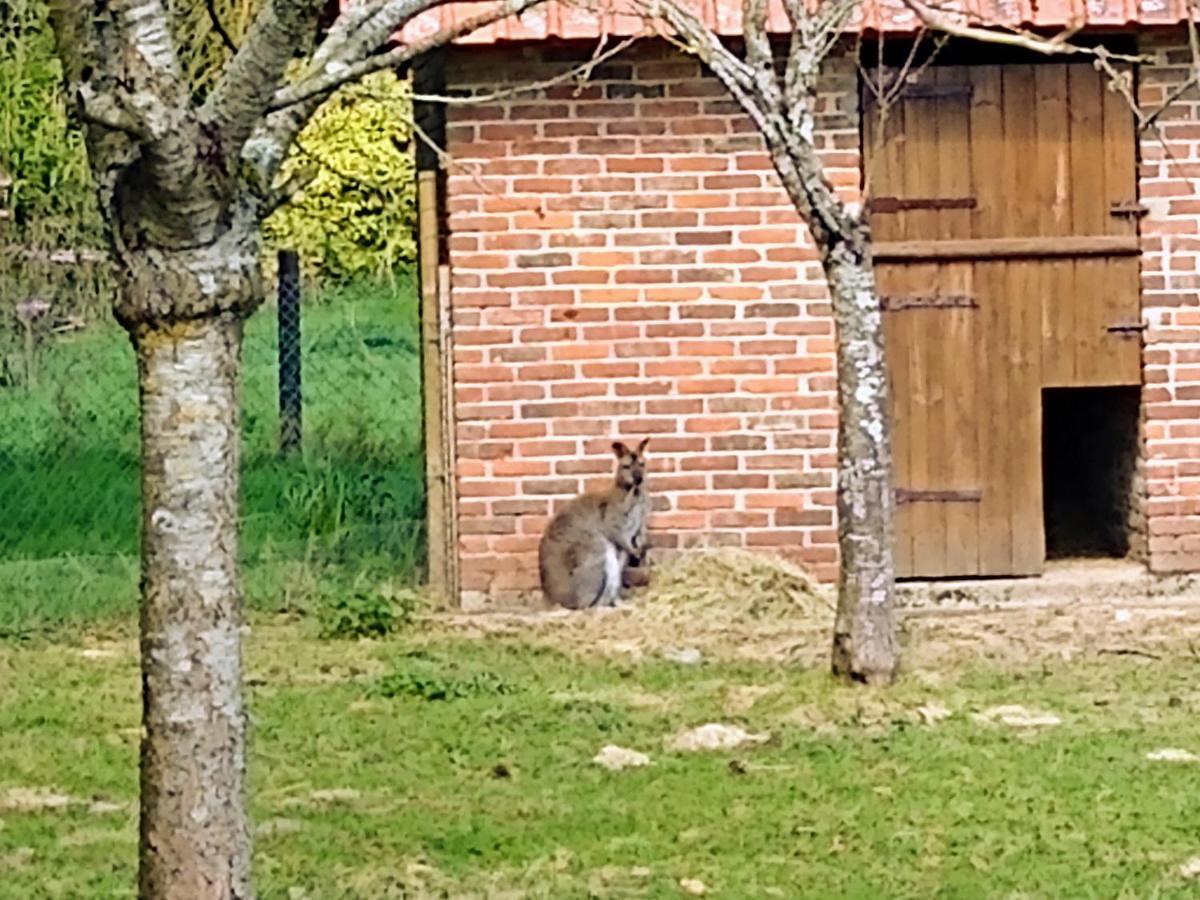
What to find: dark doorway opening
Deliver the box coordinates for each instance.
[1042,387,1142,560]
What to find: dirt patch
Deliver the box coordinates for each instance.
[722,684,778,716]
[904,603,1200,671]
[435,550,1200,672]
[0,848,34,869]
[307,788,362,805]
[0,788,74,813]
[593,745,651,770]
[552,687,675,711]
[972,705,1063,729]
[1146,748,1200,763]
[669,723,770,752]
[257,817,306,837]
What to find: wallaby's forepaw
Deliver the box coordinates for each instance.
[622,566,652,590]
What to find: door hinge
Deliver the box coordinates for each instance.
[1109,201,1147,218]
[881,293,979,312]
[1106,320,1147,334]
[896,488,983,504]
[868,196,978,214]
[902,84,975,100]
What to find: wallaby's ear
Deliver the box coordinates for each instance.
[637,437,650,455]
[612,441,631,458]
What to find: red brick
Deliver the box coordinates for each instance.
[713,359,769,375]
[550,343,611,361]
[607,157,665,173]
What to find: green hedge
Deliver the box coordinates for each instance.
[265,72,417,283]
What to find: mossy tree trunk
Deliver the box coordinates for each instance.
[45,0,546,895]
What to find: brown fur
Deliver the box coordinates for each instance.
[538,439,650,609]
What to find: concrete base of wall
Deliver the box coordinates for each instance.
[898,559,1200,616]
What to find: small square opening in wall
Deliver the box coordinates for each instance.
[1042,386,1143,561]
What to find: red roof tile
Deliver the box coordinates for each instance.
[397,0,1192,45]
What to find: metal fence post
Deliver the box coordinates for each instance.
[277,249,302,456]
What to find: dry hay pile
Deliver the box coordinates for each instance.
[438,549,836,662]
[636,549,834,625]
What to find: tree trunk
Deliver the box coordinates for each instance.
[825,238,900,685]
[134,314,252,900]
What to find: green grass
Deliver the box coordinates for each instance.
[0,276,426,634]
[2,623,1200,897]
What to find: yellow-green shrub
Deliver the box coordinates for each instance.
[265,72,416,283]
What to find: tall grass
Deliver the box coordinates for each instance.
[0,276,425,633]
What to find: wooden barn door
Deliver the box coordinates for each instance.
[863,64,1141,579]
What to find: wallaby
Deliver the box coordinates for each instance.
[538,439,650,609]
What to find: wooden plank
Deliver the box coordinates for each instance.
[1102,64,1138,238]
[880,263,915,577]
[933,66,980,576]
[1008,258,1046,575]
[1036,65,1074,386]
[1073,81,1109,214]
[975,261,1014,575]
[969,66,1005,242]
[418,171,458,605]
[903,76,941,244]
[438,263,460,603]
[863,76,908,244]
[906,264,943,576]
[1001,66,1045,575]
[1065,64,1106,386]
[967,66,1011,576]
[1100,68,1143,384]
[1070,68,1112,385]
[915,268,948,578]
[902,70,944,576]
[873,234,1140,261]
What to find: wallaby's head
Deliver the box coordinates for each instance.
[611,438,649,490]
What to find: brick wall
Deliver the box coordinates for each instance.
[438,34,1200,606]
[442,41,858,606]
[1138,30,1200,574]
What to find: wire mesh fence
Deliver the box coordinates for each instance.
[0,243,426,634]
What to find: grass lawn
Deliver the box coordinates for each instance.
[0,277,426,636]
[3,606,1200,898]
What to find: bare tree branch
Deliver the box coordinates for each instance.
[307,0,442,74]
[49,0,189,140]
[412,34,643,105]
[263,162,319,214]
[742,0,773,75]
[271,0,546,112]
[205,0,240,52]
[77,85,153,138]
[902,0,1143,64]
[49,0,216,245]
[204,0,323,162]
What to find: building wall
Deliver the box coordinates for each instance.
[440,35,1200,606]
[1138,32,1200,574]
[442,42,856,605]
